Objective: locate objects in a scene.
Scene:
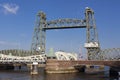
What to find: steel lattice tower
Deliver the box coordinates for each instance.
[31,11,46,55]
[31,8,100,60]
[84,7,100,60]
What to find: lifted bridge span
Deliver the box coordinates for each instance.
[0,8,120,75]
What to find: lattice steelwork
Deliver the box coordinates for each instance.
[98,48,120,60]
[31,7,100,60]
[84,7,100,60]
[46,19,86,30]
[0,48,119,61]
[31,11,46,55]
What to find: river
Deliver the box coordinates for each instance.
[0,68,119,80]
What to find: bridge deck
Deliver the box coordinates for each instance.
[74,60,120,67]
[0,58,119,67]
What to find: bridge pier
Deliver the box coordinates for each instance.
[109,67,120,77]
[85,65,104,74]
[13,64,22,70]
[0,64,14,70]
[30,62,38,75]
[45,59,78,73]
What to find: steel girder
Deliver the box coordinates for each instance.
[46,19,86,29]
[97,48,120,60]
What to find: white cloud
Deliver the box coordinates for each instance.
[0,3,19,14]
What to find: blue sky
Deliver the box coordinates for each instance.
[0,0,120,54]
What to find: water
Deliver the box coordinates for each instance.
[0,69,119,80]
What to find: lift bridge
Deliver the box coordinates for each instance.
[0,7,120,64]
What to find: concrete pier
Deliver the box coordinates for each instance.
[30,62,38,75]
[45,59,78,73]
[45,59,108,74]
[85,65,104,74]
[109,67,120,77]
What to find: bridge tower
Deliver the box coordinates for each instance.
[31,8,100,59]
[31,11,46,55]
[84,7,100,60]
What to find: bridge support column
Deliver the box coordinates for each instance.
[85,65,104,74]
[30,62,38,75]
[109,67,120,77]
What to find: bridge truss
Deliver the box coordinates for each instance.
[0,48,119,63]
[31,7,100,60]
[99,48,120,60]
[0,8,119,62]
[0,49,47,63]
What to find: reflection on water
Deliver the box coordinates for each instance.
[0,69,119,80]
